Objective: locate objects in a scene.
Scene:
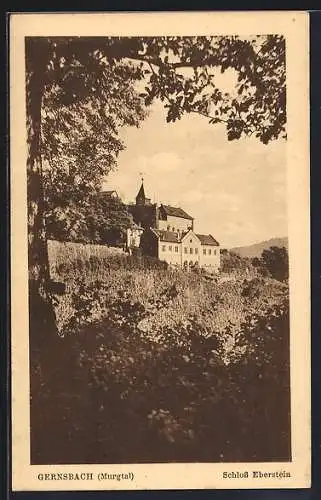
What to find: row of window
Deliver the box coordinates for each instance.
[161,245,217,255]
[184,247,199,255]
[165,225,192,232]
[162,245,179,252]
[185,247,217,256]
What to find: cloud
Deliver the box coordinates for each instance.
[180,189,204,204]
[146,151,184,174]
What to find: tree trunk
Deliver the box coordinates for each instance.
[26,40,58,350]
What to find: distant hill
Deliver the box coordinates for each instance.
[230,237,288,259]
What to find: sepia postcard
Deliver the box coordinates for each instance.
[10,11,310,491]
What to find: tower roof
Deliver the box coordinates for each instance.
[136,181,146,200]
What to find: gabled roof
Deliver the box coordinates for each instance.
[152,229,181,243]
[180,229,198,242]
[160,204,193,220]
[98,190,118,198]
[150,229,219,246]
[196,234,220,246]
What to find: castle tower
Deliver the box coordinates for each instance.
[128,179,157,229]
[136,180,146,205]
[136,179,151,206]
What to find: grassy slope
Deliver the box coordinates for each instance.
[30,240,291,464]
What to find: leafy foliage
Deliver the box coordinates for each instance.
[46,193,132,245]
[136,35,286,144]
[220,248,254,275]
[28,34,287,231]
[31,246,290,463]
[33,38,148,242]
[252,246,289,281]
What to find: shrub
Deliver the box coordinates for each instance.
[252,246,289,282]
[220,249,255,277]
[30,240,291,463]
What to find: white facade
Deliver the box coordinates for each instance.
[158,240,182,266]
[156,230,220,272]
[181,231,201,267]
[200,244,220,270]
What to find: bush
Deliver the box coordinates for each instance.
[32,290,289,463]
[252,246,289,282]
[261,246,289,281]
[30,242,291,464]
[220,249,255,277]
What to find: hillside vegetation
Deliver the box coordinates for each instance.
[230,237,288,259]
[31,240,291,464]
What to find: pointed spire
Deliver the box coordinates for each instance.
[136,177,147,205]
[136,179,145,200]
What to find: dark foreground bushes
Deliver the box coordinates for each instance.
[30,274,290,464]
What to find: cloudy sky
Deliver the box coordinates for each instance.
[103,99,287,249]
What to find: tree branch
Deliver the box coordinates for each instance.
[189,109,228,125]
[125,55,215,70]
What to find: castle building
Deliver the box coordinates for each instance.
[140,229,220,271]
[127,181,220,272]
